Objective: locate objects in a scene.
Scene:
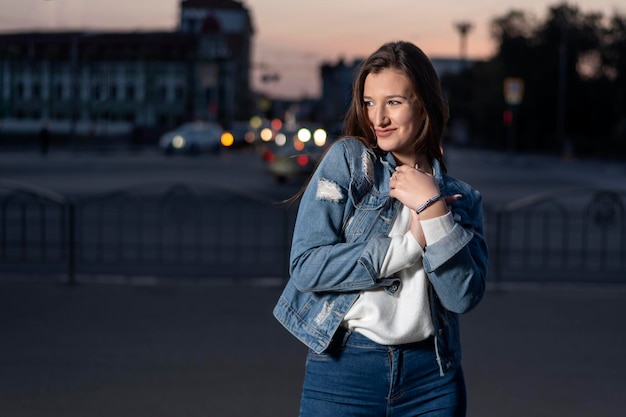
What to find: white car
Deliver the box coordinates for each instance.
[159,122,224,155]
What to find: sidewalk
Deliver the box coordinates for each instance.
[1,281,624,417]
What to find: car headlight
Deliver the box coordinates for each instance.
[221,132,235,147]
[275,133,287,146]
[172,135,185,149]
[297,128,311,143]
[313,129,327,146]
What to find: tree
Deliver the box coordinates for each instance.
[447,2,626,156]
[602,13,626,152]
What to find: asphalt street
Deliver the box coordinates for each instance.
[1,146,625,417]
[1,281,624,417]
[2,144,626,207]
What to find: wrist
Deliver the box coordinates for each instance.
[416,199,448,220]
[415,194,442,214]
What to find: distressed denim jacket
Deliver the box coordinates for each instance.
[273,138,488,374]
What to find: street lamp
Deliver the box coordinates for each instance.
[455,21,473,69]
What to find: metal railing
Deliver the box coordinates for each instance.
[0,180,75,282]
[1,181,625,285]
[493,187,626,284]
[0,181,296,284]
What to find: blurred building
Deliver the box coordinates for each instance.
[0,0,254,142]
[318,59,361,131]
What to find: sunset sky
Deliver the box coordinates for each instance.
[0,0,623,99]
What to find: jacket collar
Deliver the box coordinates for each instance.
[380,151,443,181]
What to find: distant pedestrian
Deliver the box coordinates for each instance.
[273,41,489,416]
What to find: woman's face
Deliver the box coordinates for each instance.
[363,68,423,166]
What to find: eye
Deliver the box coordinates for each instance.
[363,100,374,107]
[387,99,402,105]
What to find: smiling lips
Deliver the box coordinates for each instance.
[375,128,395,138]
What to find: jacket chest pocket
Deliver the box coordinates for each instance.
[344,192,389,237]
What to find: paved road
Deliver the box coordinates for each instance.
[442,146,626,207]
[1,281,624,417]
[0,146,291,199]
[2,144,626,207]
[1,146,625,416]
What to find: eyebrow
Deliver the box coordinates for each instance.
[363,94,409,100]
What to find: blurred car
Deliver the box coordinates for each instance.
[220,120,255,149]
[262,125,330,183]
[159,122,224,155]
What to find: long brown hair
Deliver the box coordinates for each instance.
[285,41,449,204]
[344,41,448,172]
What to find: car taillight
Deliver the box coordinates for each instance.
[296,155,308,166]
[263,150,276,162]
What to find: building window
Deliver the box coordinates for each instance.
[32,83,41,99]
[92,85,102,101]
[55,83,64,99]
[175,85,185,101]
[158,85,167,101]
[16,82,24,98]
[109,85,117,101]
[126,85,135,100]
[181,18,192,32]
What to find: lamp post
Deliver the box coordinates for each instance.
[455,21,473,69]
[556,12,569,157]
[451,21,473,145]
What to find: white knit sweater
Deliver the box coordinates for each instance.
[343,205,454,345]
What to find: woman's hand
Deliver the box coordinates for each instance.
[389,164,454,220]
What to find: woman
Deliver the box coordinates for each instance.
[273,41,488,417]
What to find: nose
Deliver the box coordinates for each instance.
[373,105,389,127]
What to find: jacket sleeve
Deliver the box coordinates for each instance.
[422,188,488,313]
[288,140,396,293]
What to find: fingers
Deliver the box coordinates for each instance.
[394,165,413,174]
[390,171,398,188]
[391,165,434,191]
[395,164,429,175]
[443,194,464,204]
[391,165,416,184]
[390,166,463,208]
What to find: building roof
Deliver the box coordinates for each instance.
[181,0,247,10]
[181,0,254,35]
[200,16,222,33]
[0,31,199,61]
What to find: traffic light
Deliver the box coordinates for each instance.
[503,109,513,127]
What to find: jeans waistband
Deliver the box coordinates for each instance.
[327,326,434,355]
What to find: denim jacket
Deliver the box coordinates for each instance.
[273,138,488,374]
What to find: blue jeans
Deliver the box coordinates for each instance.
[299,330,466,417]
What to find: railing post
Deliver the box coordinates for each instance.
[67,201,76,285]
[494,209,503,288]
